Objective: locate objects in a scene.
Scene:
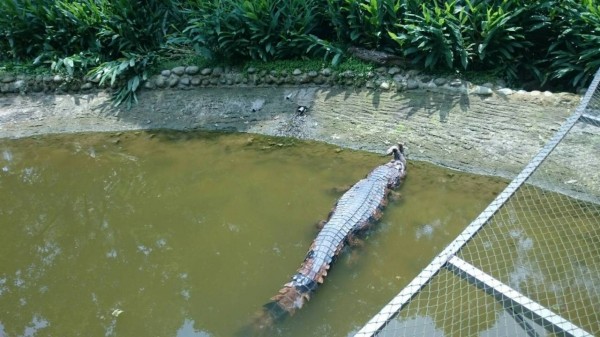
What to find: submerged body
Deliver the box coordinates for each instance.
[258,144,407,328]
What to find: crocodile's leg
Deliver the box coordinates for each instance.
[346,232,365,247]
[315,209,335,229]
[329,184,352,194]
[389,191,402,201]
[316,219,326,230]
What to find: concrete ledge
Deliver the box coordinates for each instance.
[0,86,597,202]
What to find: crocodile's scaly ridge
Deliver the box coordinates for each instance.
[264,144,407,322]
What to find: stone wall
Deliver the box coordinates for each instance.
[1,65,543,98]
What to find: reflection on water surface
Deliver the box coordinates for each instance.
[0,131,506,337]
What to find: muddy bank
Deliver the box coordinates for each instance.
[0,86,598,202]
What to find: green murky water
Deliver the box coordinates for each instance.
[0,131,506,337]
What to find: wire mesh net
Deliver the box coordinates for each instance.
[357,70,600,337]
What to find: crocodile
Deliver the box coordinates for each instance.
[255,143,407,330]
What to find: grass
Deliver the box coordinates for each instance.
[0,60,53,77]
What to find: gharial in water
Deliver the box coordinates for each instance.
[244,143,407,335]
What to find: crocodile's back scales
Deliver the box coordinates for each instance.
[262,144,407,324]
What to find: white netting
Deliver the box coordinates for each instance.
[357,70,600,337]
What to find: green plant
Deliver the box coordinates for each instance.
[184,0,320,62]
[87,51,156,108]
[336,0,402,49]
[461,0,535,83]
[547,0,600,89]
[389,1,471,70]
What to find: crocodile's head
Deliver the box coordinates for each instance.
[385,143,407,186]
[386,143,406,165]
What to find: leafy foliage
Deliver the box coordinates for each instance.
[389,1,471,70]
[182,0,321,61]
[1,0,599,99]
[325,0,403,49]
[546,0,600,89]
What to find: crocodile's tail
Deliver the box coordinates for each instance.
[265,282,311,321]
[236,285,309,337]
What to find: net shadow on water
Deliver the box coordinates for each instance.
[359,69,600,337]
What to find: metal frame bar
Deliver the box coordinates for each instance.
[446,256,593,337]
[580,113,600,126]
[354,68,600,337]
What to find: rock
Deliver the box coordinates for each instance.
[321,68,332,77]
[380,81,391,90]
[313,76,325,85]
[375,66,387,74]
[167,74,179,87]
[53,75,63,83]
[530,90,541,96]
[14,80,25,91]
[81,82,94,90]
[406,79,419,90]
[424,82,437,90]
[212,67,224,77]
[388,67,401,75]
[543,91,553,97]
[471,85,493,95]
[406,69,420,77]
[341,70,355,78]
[482,82,494,89]
[154,75,166,88]
[161,70,171,77]
[246,67,257,74]
[299,74,311,84]
[419,75,432,83]
[395,80,407,91]
[497,88,513,96]
[393,74,405,83]
[433,77,447,86]
[191,77,201,86]
[172,66,185,76]
[448,79,462,87]
[143,80,155,90]
[292,69,302,76]
[1,75,15,83]
[179,76,190,86]
[1,80,25,93]
[185,66,199,75]
[31,84,44,92]
[201,68,212,76]
[308,70,318,78]
[366,81,375,89]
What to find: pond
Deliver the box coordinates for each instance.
[0,131,506,337]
